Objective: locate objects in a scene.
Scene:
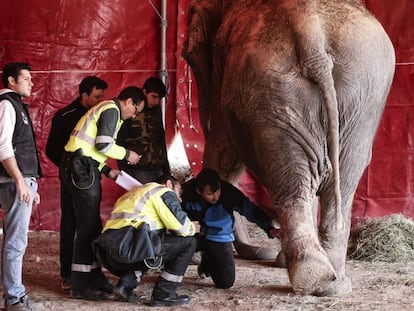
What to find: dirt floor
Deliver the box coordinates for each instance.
[1,230,414,311]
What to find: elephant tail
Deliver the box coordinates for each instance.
[319,74,344,231]
[291,8,344,231]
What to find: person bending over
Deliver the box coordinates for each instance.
[181,168,279,289]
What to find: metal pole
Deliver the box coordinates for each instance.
[160,0,167,127]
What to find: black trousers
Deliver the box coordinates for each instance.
[59,180,76,279]
[60,151,103,290]
[104,235,197,289]
[197,237,235,289]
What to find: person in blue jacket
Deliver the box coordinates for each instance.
[181,168,279,289]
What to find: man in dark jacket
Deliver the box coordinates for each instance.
[45,76,108,290]
[181,168,279,289]
[117,77,169,183]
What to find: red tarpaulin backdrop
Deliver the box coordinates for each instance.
[0,0,413,231]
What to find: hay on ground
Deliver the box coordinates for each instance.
[348,213,414,263]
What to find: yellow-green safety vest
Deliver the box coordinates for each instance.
[104,183,195,237]
[65,100,126,170]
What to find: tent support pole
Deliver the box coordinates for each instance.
[160,0,167,127]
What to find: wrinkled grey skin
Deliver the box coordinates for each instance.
[183,0,395,296]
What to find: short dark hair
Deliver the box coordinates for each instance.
[143,77,166,98]
[78,76,108,96]
[156,175,180,187]
[195,168,221,192]
[118,86,146,105]
[2,62,31,88]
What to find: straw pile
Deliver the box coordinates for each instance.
[348,214,414,263]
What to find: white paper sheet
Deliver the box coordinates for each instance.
[115,170,143,190]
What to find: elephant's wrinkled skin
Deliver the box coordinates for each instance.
[183,0,395,296]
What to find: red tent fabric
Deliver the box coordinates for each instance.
[352,0,414,223]
[0,0,413,231]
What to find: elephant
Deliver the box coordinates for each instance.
[182,0,395,296]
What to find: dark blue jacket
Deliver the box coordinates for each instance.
[46,98,87,166]
[181,179,274,242]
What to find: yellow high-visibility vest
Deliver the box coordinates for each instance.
[65,100,127,170]
[104,183,195,237]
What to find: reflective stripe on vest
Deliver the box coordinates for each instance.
[103,183,170,231]
[65,100,125,165]
[108,185,165,220]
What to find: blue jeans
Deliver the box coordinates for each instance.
[0,177,37,305]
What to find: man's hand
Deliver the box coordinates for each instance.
[108,169,121,180]
[17,182,39,205]
[16,179,32,203]
[127,150,141,165]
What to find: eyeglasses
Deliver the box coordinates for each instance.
[132,102,139,115]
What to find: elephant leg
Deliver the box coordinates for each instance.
[279,198,336,295]
[317,144,372,297]
[275,248,288,268]
[203,132,244,182]
[318,191,354,296]
[276,196,319,268]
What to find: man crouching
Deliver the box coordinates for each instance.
[93,175,196,306]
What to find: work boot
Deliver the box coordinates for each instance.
[150,293,190,307]
[60,276,72,290]
[113,280,139,303]
[70,288,107,301]
[149,277,190,307]
[91,268,114,294]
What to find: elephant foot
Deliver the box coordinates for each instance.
[233,240,277,260]
[289,257,337,295]
[316,275,352,297]
[275,250,288,268]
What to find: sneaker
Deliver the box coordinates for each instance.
[70,288,107,301]
[113,283,138,302]
[6,295,38,311]
[61,276,72,290]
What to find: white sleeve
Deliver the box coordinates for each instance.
[0,100,17,161]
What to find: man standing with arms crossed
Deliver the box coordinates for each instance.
[46,76,108,290]
[0,62,41,311]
